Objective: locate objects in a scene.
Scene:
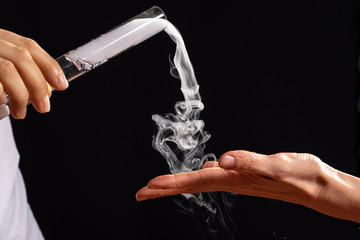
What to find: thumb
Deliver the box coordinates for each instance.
[219,150,266,174]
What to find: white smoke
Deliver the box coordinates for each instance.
[152,22,214,203]
[151,22,236,239]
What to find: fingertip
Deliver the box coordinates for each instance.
[219,150,260,172]
[32,95,50,113]
[202,161,219,169]
[48,70,68,91]
[147,175,174,189]
[136,186,157,201]
[219,155,236,169]
[42,95,50,113]
[56,72,69,91]
[135,188,146,201]
[11,107,26,119]
[219,150,251,162]
[218,150,249,169]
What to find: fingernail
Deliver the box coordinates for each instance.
[220,156,236,169]
[14,107,26,119]
[135,194,143,201]
[42,95,50,112]
[58,73,68,89]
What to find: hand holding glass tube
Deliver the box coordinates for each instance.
[0,29,67,119]
[0,6,167,119]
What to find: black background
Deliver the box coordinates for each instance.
[2,0,360,239]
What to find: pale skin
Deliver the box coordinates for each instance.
[136,151,360,223]
[1,29,359,223]
[0,29,68,119]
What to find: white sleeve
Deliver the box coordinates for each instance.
[0,117,44,240]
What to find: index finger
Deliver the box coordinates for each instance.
[136,168,231,201]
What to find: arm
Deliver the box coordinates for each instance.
[0,29,68,119]
[136,150,360,223]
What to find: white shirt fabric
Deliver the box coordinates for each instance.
[0,117,44,240]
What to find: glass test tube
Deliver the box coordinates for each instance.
[0,6,168,119]
[58,5,167,82]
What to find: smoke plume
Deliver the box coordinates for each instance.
[151,22,236,239]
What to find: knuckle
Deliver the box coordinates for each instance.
[300,153,323,172]
[273,152,291,162]
[274,152,286,159]
[269,153,291,179]
[47,60,62,74]
[22,37,40,50]
[15,46,32,60]
[238,151,261,173]
[249,156,262,172]
[0,60,16,75]
[173,174,184,189]
[301,153,317,162]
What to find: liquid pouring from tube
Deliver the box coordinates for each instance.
[0,6,167,119]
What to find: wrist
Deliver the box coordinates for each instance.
[311,162,360,222]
